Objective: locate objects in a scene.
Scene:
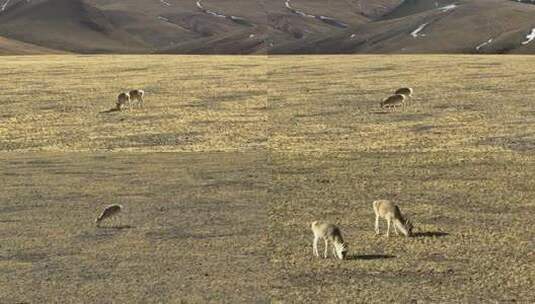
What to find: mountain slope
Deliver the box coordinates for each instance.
[0,0,148,53]
[271,0,535,54]
[0,35,69,54]
[0,0,535,54]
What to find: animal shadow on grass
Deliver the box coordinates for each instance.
[412,231,449,238]
[99,108,120,114]
[347,254,396,260]
[97,225,135,230]
[370,110,392,115]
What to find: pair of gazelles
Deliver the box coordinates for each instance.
[379,87,414,110]
[116,89,145,111]
[312,199,414,260]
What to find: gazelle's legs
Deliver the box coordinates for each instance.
[140,96,144,108]
[112,214,120,227]
[313,237,319,257]
[393,222,399,235]
[332,244,336,257]
[386,219,391,237]
[375,215,380,235]
[324,239,328,258]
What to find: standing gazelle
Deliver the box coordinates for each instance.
[129,89,145,108]
[373,200,413,237]
[95,204,123,227]
[311,221,348,260]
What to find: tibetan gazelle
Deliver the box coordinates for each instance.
[311,221,348,260]
[373,200,413,237]
[394,87,413,98]
[129,89,145,108]
[116,92,130,111]
[395,87,414,105]
[95,204,123,227]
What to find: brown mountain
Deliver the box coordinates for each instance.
[0,0,534,54]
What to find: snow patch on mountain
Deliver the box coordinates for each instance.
[285,0,347,28]
[1,0,11,12]
[438,4,458,12]
[476,38,493,51]
[521,28,535,45]
[411,23,428,38]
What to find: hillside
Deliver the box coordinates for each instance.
[0,35,68,54]
[0,0,535,54]
[271,0,535,54]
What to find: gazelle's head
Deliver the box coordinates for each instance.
[380,98,388,108]
[335,242,348,260]
[404,219,414,237]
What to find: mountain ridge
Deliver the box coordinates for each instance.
[0,0,534,54]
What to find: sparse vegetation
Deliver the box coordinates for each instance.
[0,153,269,303]
[0,55,534,303]
[0,55,267,152]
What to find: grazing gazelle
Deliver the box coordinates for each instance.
[380,94,406,111]
[311,221,348,260]
[395,87,414,105]
[129,89,145,108]
[116,92,130,111]
[373,200,413,237]
[95,204,123,227]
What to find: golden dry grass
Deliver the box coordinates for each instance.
[0,55,267,152]
[0,153,269,303]
[1,55,534,303]
[269,55,535,152]
[2,55,535,153]
[270,152,535,302]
